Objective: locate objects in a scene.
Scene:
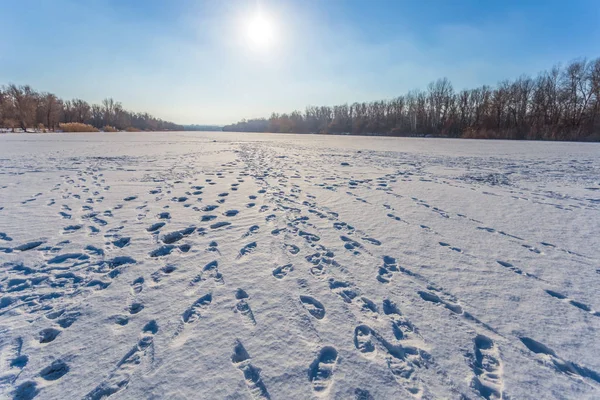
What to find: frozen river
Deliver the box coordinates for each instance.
[1,132,599,399]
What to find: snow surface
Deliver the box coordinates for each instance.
[0,132,599,400]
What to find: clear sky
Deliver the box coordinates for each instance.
[1,0,599,125]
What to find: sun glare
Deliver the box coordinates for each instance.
[246,12,275,50]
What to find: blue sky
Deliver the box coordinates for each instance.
[1,0,599,124]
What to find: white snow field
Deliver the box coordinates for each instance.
[0,132,599,400]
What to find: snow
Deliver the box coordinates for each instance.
[0,131,599,399]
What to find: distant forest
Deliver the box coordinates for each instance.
[224,58,600,141]
[183,124,223,131]
[0,84,183,132]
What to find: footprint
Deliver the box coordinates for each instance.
[231,340,270,399]
[39,327,61,344]
[0,337,28,386]
[300,295,326,320]
[238,242,257,258]
[520,337,600,384]
[284,243,300,255]
[14,241,44,252]
[131,277,144,295]
[149,245,175,257]
[151,264,177,282]
[56,311,80,329]
[272,263,293,279]
[84,321,158,400]
[469,335,504,400]
[341,236,362,253]
[299,231,320,243]
[355,388,375,400]
[40,359,70,381]
[47,252,89,264]
[358,297,379,318]
[329,279,359,303]
[362,237,381,246]
[128,302,144,315]
[146,222,166,232]
[111,237,130,248]
[418,291,462,314]
[161,227,195,244]
[378,256,398,284]
[63,224,83,233]
[210,221,231,229]
[382,300,418,340]
[199,261,224,285]
[309,346,338,394]
[235,289,256,325]
[183,293,212,323]
[354,325,376,358]
[12,381,38,400]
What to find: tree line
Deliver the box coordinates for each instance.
[0,84,184,132]
[223,58,600,141]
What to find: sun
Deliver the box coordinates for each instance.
[246,12,275,50]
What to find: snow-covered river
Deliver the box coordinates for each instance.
[1,132,599,399]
